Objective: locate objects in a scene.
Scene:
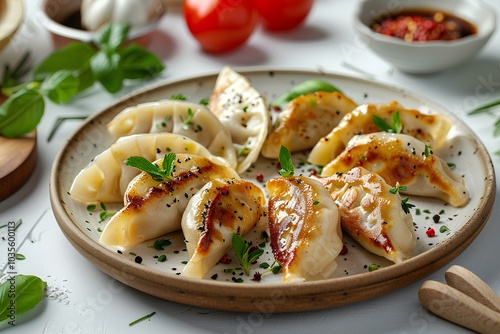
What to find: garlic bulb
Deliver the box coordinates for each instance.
[81,0,157,31]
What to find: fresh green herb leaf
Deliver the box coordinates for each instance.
[259,262,270,269]
[447,162,456,169]
[199,98,209,105]
[15,253,26,260]
[119,44,164,80]
[439,225,451,233]
[237,146,250,157]
[153,239,172,250]
[180,108,195,129]
[95,22,129,52]
[424,145,433,157]
[401,197,415,214]
[47,116,88,142]
[0,274,46,322]
[468,99,500,115]
[271,80,342,110]
[313,200,320,205]
[232,234,263,276]
[278,146,294,177]
[372,111,402,133]
[42,70,79,104]
[368,264,378,272]
[128,311,156,327]
[0,89,44,137]
[171,93,187,101]
[271,264,282,274]
[125,153,176,182]
[389,183,407,194]
[1,51,31,91]
[157,255,167,262]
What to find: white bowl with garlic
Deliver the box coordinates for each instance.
[39,0,168,48]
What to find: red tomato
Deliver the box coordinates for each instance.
[254,0,314,31]
[183,0,259,53]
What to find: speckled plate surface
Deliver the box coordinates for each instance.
[50,68,495,312]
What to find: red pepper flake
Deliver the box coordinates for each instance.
[256,173,264,183]
[251,271,262,282]
[309,169,318,176]
[219,254,232,264]
[271,106,282,112]
[426,228,436,237]
[339,244,348,255]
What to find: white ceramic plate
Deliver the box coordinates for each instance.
[50,68,495,312]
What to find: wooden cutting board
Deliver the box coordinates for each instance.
[0,131,37,201]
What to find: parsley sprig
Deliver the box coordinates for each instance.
[372,111,402,133]
[232,234,264,276]
[278,146,294,177]
[125,153,176,182]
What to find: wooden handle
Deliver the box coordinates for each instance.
[445,265,500,313]
[418,280,500,334]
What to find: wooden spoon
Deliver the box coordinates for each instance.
[445,265,500,313]
[418,280,500,334]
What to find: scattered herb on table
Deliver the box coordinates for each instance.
[468,100,500,154]
[98,202,116,222]
[232,233,264,276]
[401,198,415,214]
[125,153,176,182]
[128,311,156,327]
[0,274,46,323]
[389,182,407,194]
[152,238,172,250]
[0,22,165,138]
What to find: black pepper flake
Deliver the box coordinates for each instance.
[211,274,219,280]
[433,214,440,224]
[117,250,122,254]
[134,256,143,264]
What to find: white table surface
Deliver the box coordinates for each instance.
[1,0,500,333]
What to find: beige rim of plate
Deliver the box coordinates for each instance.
[0,0,23,51]
[49,68,496,313]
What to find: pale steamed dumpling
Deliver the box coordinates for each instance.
[107,100,237,169]
[209,66,271,174]
[69,133,230,203]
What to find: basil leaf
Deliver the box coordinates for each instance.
[372,115,394,132]
[391,111,402,133]
[90,51,123,93]
[0,275,46,322]
[271,80,342,109]
[278,146,294,177]
[43,70,80,104]
[95,23,129,52]
[119,44,165,80]
[0,89,44,137]
[33,43,96,93]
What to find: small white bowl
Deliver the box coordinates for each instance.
[38,0,168,48]
[354,0,496,74]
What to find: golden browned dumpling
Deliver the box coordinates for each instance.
[314,167,416,263]
[261,91,357,159]
[266,175,343,283]
[99,154,239,248]
[321,133,469,207]
[182,178,265,279]
[308,101,453,166]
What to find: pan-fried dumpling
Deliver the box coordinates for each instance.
[261,91,357,158]
[182,178,265,279]
[308,101,453,166]
[69,133,230,203]
[321,133,469,207]
[107,100,237,169]
[209,66,271,174]
[314,167,416,263]
[266,176,343,283]
[99,154,240,248]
